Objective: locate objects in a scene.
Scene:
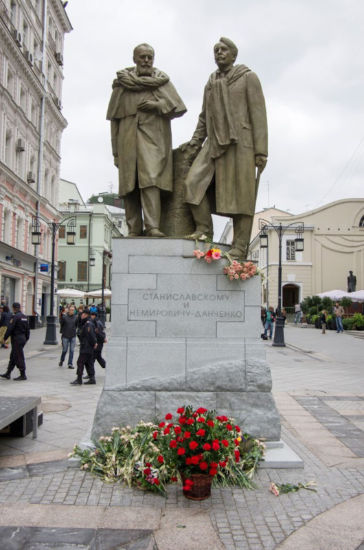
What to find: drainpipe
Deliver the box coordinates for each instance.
[33,0,48,322]
[86,211,92,303]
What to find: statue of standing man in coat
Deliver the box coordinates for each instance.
[107,43,186,237]
[184,37,268,258]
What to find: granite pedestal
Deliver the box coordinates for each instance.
[91,238,281,442]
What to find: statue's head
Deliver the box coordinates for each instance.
[133,43,155,76]
[214,37,238,71]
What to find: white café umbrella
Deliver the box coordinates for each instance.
[86,289,112,299]
[317,290,349,300]
[347,290,364,302]
[56,288,85,298]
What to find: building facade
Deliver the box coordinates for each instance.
[57,179,125,297]
[248,199,364,309]
[0,0,71,317]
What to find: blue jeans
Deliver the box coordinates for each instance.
[60,336,76,365]
[264,320,273,338]
[336,316,344,333]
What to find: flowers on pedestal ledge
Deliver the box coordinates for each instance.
[71,406,265,498]
[193,243,259,281]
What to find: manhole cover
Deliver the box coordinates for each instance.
[42,397,71,413]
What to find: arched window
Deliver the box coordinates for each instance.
[359,215,364,227]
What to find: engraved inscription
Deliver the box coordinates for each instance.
[128,291,244,321]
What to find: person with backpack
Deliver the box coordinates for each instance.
[70,308,97,386]
[264,306,275,340]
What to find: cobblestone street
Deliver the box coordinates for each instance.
[0,325,363,549]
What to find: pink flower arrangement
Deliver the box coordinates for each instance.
[193,243,259,281]
[223,260,257,281]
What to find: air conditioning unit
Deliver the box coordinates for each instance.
[55,52,63,66]
[16,138,25,152]
[25,51,34,66]
[27,171,35,183]
[12,29,22,46]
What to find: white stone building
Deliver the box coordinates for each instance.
[0,0,71,319]
[248,199,364,309]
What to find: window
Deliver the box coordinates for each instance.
[16,217,23,248]
[286,240,295,261]
[3,209,11,244]
[7,68,14,97]
[5,129,12,166]
[20,86,26,111]
[77,261,87,281]
[10,1,17,24]
[59,225,65,238]
[58,261,66,281]
[359,216,364,228]
[80,225,87,239]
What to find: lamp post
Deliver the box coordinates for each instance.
[89,249,112,326]
[32,216,76,345]
[259,219,304,347]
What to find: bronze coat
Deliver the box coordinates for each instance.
[107,69,186,197]
[185,66,268,216]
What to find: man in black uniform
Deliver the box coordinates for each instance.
[0,302,30,381]
[90,310,106,370]
[70,308,97,386]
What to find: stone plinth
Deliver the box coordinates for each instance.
[91,238,281,441]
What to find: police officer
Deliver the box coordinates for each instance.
[0,302,30,381]
[90,309,106,369]
[70,307,97,385]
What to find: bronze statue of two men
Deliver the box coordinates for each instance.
[107,37,268,258]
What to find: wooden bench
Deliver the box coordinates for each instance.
[0,396,41,439]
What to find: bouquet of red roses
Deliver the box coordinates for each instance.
[154,405,242,492]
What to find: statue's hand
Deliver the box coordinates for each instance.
[255,155,267,172]
[181,140,201,165]
[138,100,160,113]
[114,156,119,168]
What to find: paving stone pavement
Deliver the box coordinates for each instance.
[0,324,363,549]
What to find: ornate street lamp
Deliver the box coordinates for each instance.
[32,215,76,345]
[31,218,41,245]
[66,219,76,245]
[259,220,304,347]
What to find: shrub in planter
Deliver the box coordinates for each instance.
[310,314,319,327]
[325,314,335,330]
[352,313,364,330]
[343,318,355,331]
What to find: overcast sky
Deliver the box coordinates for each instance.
[60,0,364,231]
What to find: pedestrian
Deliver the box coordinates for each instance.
[0,302,30,381]
[0,305,12,348]
[294,303,302,325]
[59,304,77,369]
[264,306,275,340]
[281,308,287,325]
[261,307,266,328]
[90,310,106,370]
[71,308,97,385]
[334,302,344,333]
[320,309,327,334]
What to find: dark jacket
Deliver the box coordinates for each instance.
[78,318,97,354]
[4,311,30,342]
[60,313,77,338]
[91,318,106,343]
[0,311,12,328]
